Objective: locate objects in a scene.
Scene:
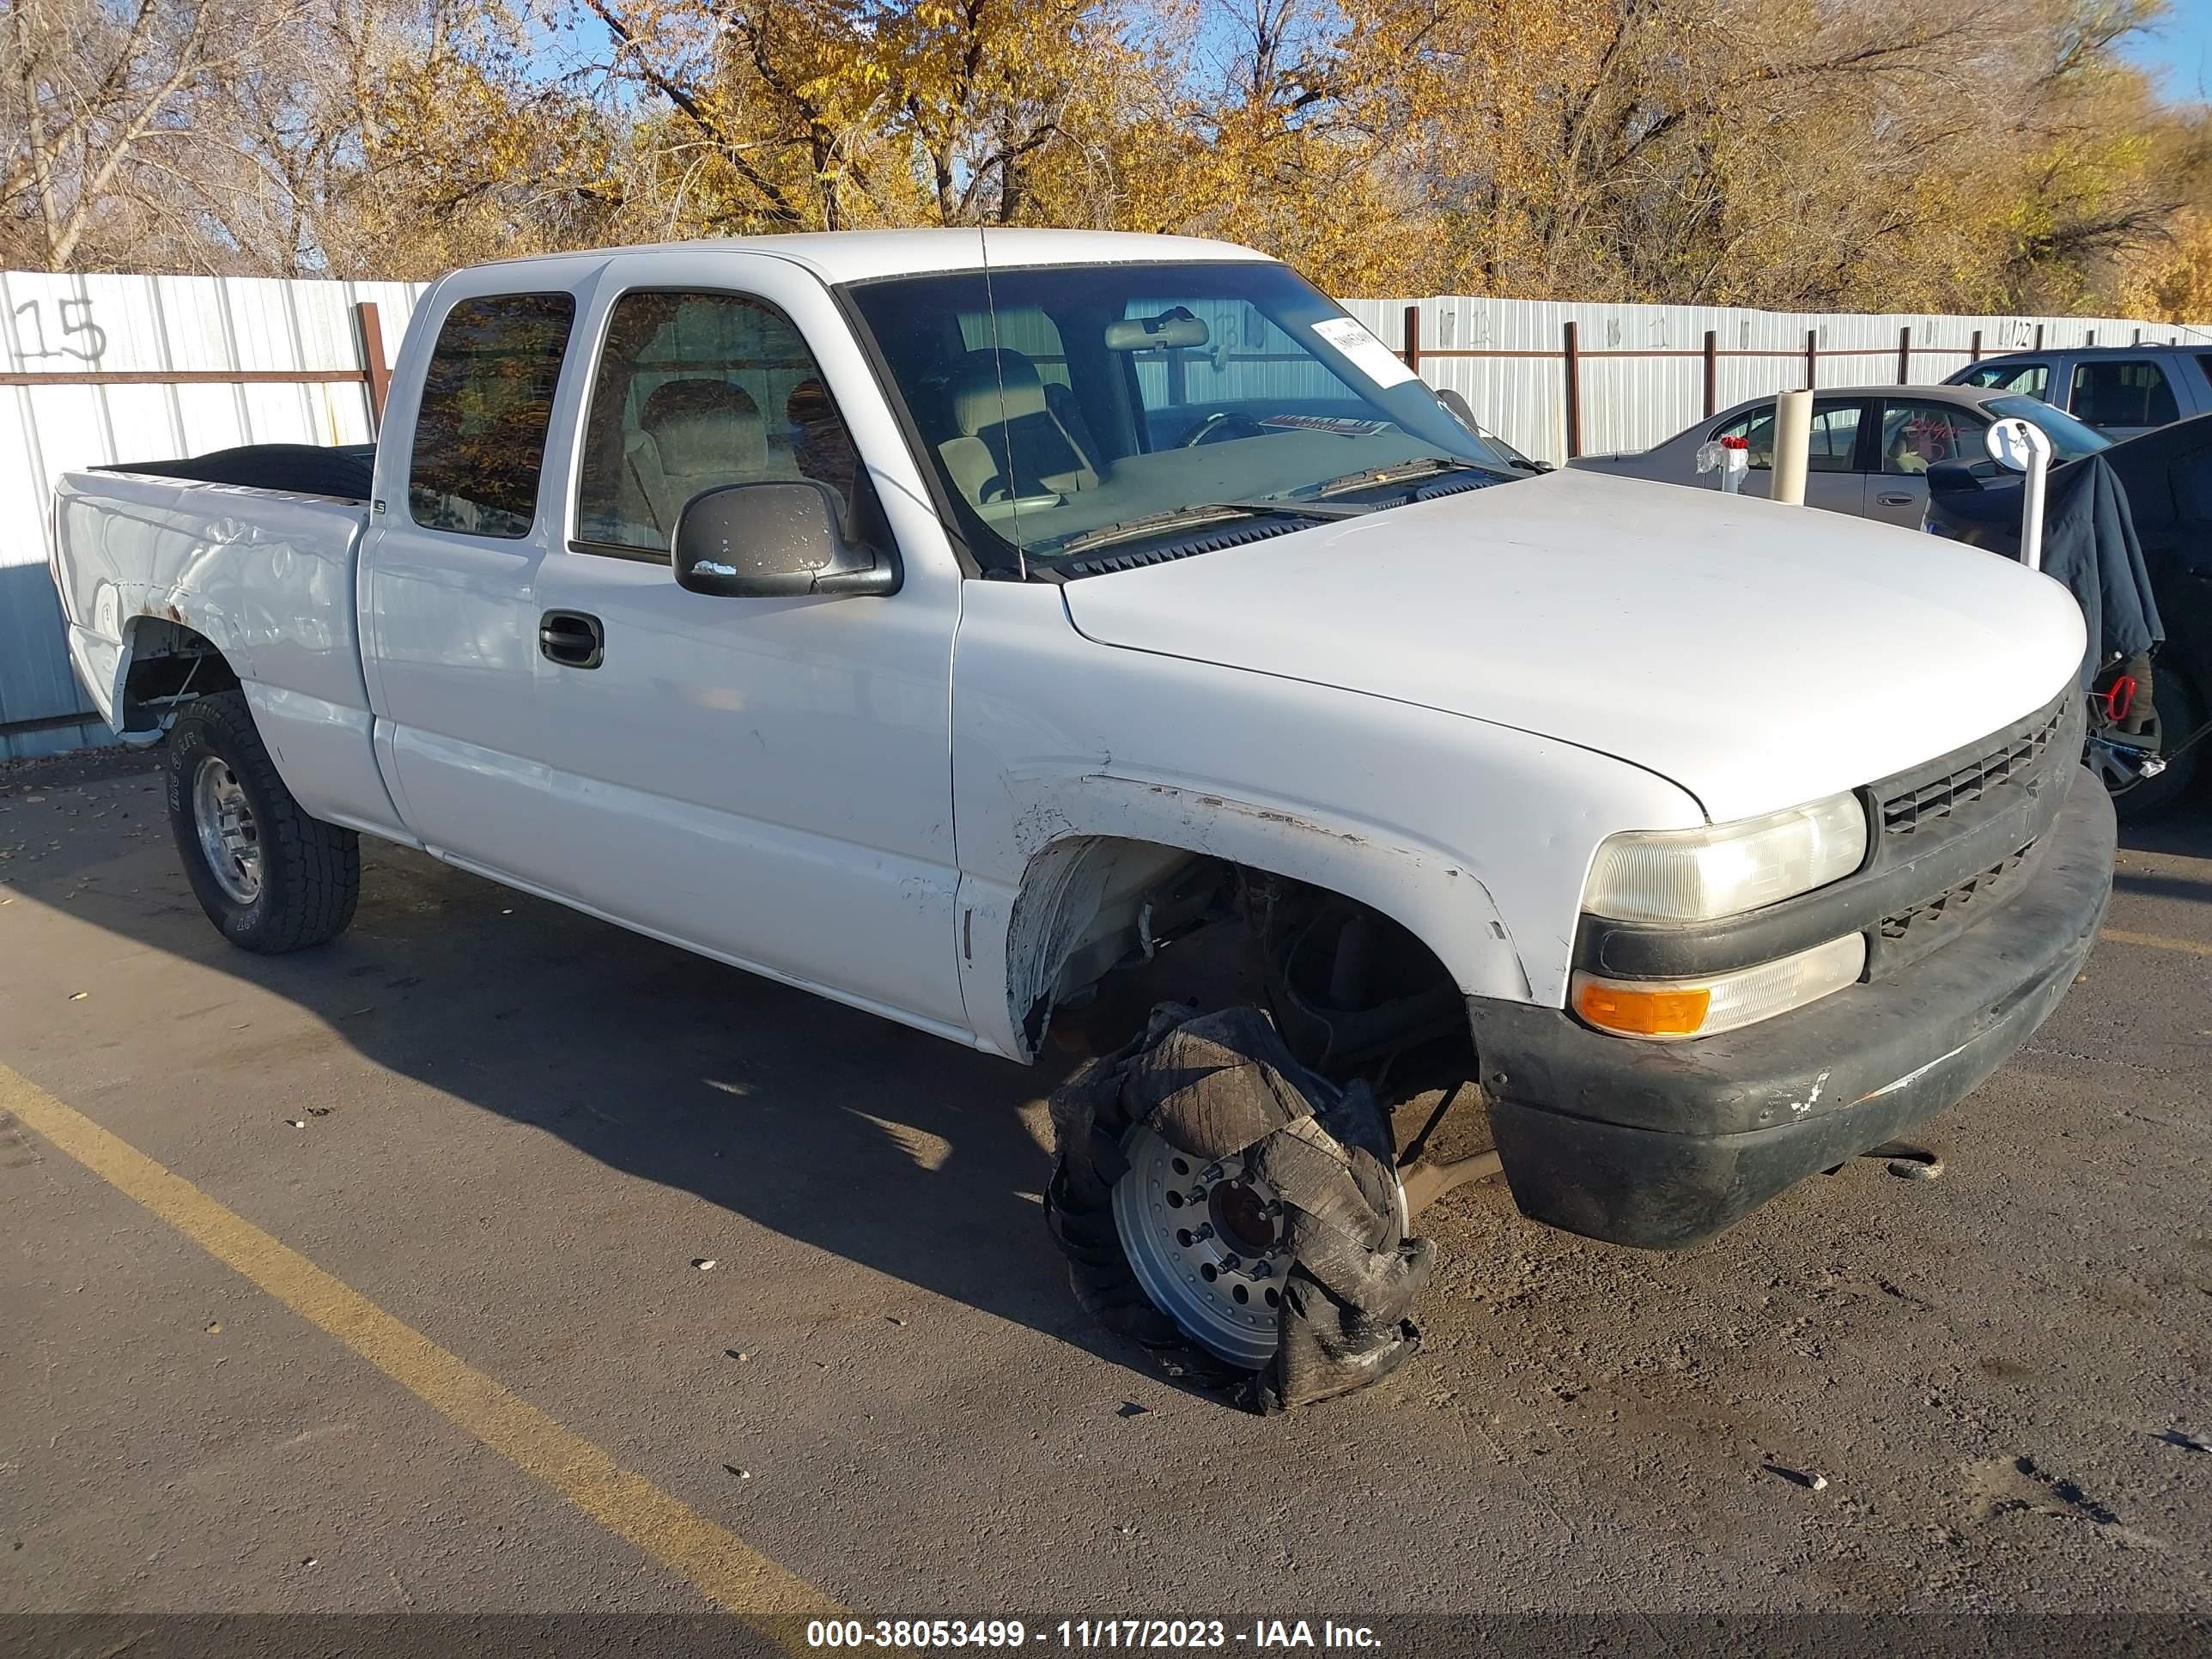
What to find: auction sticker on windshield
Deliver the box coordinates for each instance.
[1310,316,1419,389]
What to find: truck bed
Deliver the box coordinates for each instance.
[50,467,395,836]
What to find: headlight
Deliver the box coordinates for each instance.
[1583,792,1868,923]
[1572,934,1866,1041]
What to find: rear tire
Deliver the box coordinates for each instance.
[167,690,359,952]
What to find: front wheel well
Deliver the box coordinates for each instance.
[1011,836,1467,1081]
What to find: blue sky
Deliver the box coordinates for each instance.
[2127,2,2212,100]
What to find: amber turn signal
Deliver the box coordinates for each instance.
[1573,980,1712,1038]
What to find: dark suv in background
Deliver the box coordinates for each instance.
[1948,344,2212,441]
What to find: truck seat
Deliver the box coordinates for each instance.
[939,349,1098,505]
[639,379,769,532]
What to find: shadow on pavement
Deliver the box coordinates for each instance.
[1,747,1198,1390]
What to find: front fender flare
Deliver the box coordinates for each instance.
[957,773,1531,1061]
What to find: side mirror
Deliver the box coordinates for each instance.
[1925,459,1984,495]
[672,480,897,599]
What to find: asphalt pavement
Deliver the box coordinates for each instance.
[2,747,2207,1648]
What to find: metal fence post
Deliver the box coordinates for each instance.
[1898,325,1911,385]
[355,301,392,435]
[1401,305,1421,375]
[1971,329,1984,364]
[1562,321,1582,459]
[1703,330,1717,416]
[1804,329,1817,390]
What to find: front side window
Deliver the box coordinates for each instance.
[408,294,575,538]
[575,290,861,559]
[1880,401,1982,474]
[2069,359,2178,428]
[844,260,1514,574]
[1711,401,1861,471]
[1959,362,2051,401]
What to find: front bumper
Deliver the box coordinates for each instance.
[1468,763,2116,1249]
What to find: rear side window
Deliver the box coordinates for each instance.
[1711,401,1862,471]
[2069,359,2178,428]
[408,294,577,538]
[1959,361,2051,401]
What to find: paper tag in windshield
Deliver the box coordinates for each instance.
[1311,316,1419,389]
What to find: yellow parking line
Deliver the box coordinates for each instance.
[0,1063,842,1637]
[2101,929,2212,958]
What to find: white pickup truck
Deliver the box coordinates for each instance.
[50,230,2115,1398]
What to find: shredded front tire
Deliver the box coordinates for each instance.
[1046,1004,1431,1412]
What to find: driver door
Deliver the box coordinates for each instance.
[520,258,968,1032]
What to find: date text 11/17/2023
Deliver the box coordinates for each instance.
[805,1620,1384,1650]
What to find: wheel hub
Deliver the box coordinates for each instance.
[191,756,262,905]
[1111,1124,1291,1368]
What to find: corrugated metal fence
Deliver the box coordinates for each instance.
[1341,297,2212,465]
[3,268,2206,758]
[1,271,423,759]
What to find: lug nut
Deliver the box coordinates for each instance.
[1192,1223,1213,1241]
[1250,1261,1273,1279]
[1220,1253,1241,1271]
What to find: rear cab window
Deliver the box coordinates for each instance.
[407,294,577,538]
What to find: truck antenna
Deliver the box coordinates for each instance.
[977,222,1026,580]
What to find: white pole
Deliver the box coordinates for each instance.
[2018,447,2050,574]
[1984,417,2054,573]
[1771,390,1812,507]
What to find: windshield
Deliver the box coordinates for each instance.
[1988,394,2110,462]
[843,260,1517,574]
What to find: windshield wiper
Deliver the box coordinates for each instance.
[1300,457,1502,500]
[1054,498,1369,556]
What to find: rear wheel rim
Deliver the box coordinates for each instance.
[1111,1124,1291,1368]
[191,756,262,905]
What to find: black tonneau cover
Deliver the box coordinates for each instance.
[95,442,376,502]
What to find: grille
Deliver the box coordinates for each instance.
[1877,706,2064,840]
[1880,846,2031,941]
[1865,842,2037,976]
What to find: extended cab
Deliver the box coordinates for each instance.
[48,232,2116,1383]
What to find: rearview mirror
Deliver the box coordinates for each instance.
[1104,307,1209,352]
[672,481,897,599]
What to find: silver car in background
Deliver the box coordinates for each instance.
[1570,384,2110,527]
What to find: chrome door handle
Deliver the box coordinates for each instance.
[1876,492,1915,507]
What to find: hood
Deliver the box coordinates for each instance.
[1059,468,2085,822]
